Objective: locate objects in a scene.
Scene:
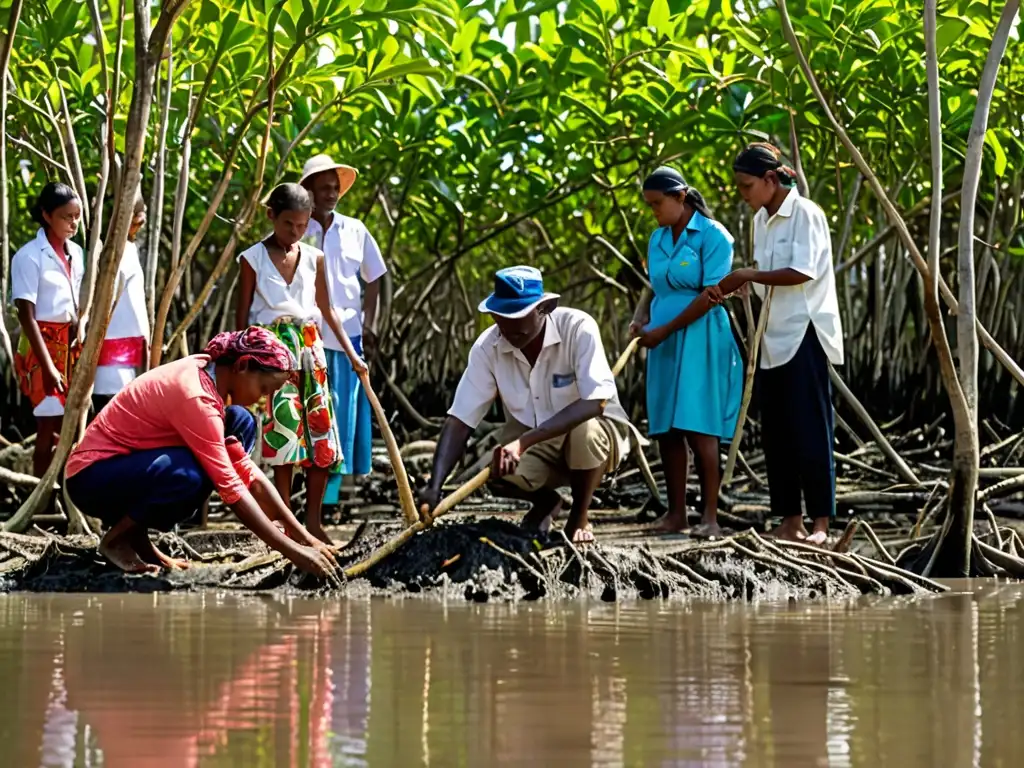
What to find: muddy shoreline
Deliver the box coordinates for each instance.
[0,517,946,601]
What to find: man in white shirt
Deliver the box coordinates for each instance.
[418,266,634,543]
[299,155,387,506]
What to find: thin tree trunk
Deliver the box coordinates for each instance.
[944,0,1018,573]
[0,0,24,370]
[145,42,173,336]
[3,0,192,533]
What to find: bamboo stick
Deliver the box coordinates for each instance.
[723,288,772,484]
[356,369,419,526]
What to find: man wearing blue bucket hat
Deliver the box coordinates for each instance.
[418,266,635,543]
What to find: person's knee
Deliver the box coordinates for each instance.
[565,420,611,472]
[224,405,257,453]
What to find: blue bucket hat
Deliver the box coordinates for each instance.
[478,266,560,319]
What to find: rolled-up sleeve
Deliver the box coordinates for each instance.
[359,224,388,283]
[573,316,617,401]
[177,396,253,504]
[448,339,497,429]
[12,246,41,305]
[788,203,830,279]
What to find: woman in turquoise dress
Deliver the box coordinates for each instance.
[631,167,742,536]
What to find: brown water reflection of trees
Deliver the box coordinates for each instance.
[3,588,1024,766]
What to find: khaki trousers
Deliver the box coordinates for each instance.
[494,417,627,492]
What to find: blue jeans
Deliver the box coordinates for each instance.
[67,406,257,531]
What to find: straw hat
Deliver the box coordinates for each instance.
[298,155,358,198]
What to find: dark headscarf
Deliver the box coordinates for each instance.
[204,327,295,372]
[732,144,798,188]
[642,167,714,220]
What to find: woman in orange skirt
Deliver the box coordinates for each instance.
[12,182,84,483]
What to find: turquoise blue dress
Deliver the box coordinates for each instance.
[645,211,742,440]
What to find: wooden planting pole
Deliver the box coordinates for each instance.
[357,369,419,526]
[723,288,772,484]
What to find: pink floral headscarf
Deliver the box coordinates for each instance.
[204,327,295,372]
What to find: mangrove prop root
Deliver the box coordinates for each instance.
[0,524,946,600]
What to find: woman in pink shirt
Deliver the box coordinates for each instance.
[65,327,340,578]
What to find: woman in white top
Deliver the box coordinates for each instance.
[12,182,85,484]
[712,143,844,546]
[236,183,366,543]
[94,193,151,412]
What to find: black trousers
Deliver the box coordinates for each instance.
[757,328,835,520]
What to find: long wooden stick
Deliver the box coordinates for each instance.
[344,338,642,578]
[357,369,419,526]
[723,288,772,484]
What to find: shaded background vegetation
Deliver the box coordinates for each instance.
[1,0,1022,438]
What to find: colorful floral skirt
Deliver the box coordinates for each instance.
[257,318,342,470]
[14,321,79,417]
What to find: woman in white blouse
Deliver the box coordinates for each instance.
[93,192,151,412]
[712,143,844,546]
[236,183,366,543]
[12,182,84,484]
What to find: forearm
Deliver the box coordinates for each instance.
[249,474,320,547]
[362,279,381,333]
[16,302,53,368]
[663,292,714,333]
[428,416,473,492]
[521,398,605,450]
[229,490,306,560]
[750,268,812,287]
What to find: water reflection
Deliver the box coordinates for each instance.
[1,584,1024,766]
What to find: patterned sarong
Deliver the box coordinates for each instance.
[257,317,342,469]
[14,321,79,410]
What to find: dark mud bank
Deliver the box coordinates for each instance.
[0,520,946,601]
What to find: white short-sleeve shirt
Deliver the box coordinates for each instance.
[238,241,321,326]
[11,228,84,324]
[95,240,152,395]
[751,190,844,369]
[448,307,635,457]
[304,212,387,350]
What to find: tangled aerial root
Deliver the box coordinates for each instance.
[0,519,947,601]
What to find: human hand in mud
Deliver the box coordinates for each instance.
[491,440,522,479]
[312,539,340,566]
[293,545,342,581]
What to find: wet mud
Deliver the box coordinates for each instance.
[0,519,946,602]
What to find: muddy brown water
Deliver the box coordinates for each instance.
[1,583,1023,767]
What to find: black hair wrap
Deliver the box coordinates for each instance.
[732,144,797,187]
[642,166,715,220]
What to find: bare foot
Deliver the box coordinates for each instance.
[768,517,809,542]
[130,529,191,570]
[804,531,828,547]
[653,509,688,533]
[688,522,723,540]
[100,533,159,575]
[570,524,595,544]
